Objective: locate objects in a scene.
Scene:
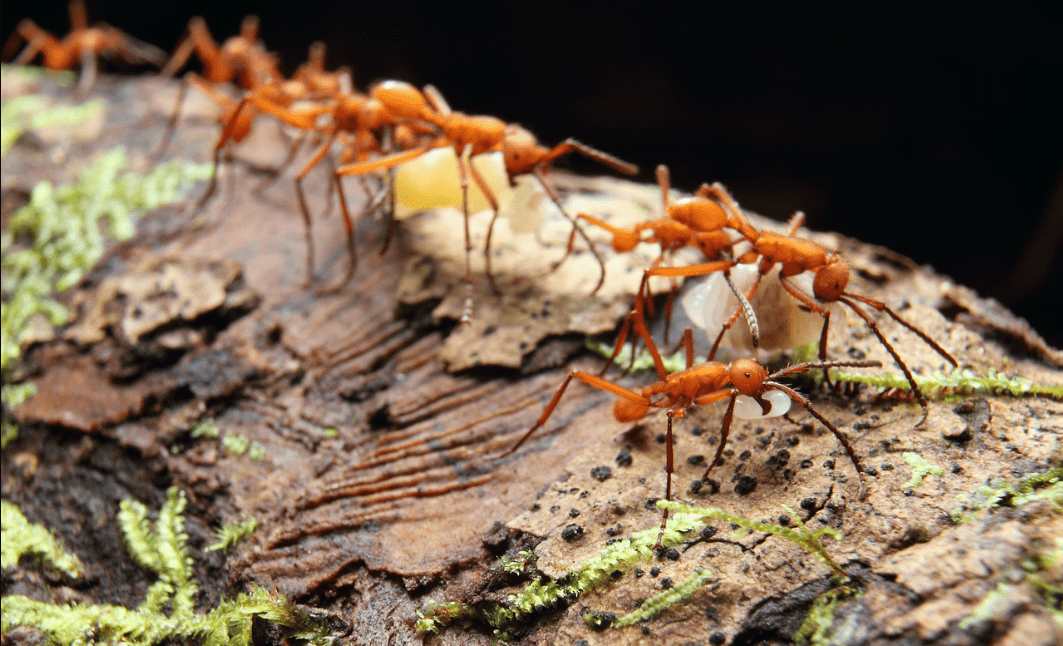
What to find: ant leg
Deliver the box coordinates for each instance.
[322,171,359,294]
[468,159,502,295]
[845,293,958,367]
[668,326,696,370]
[456,146,475,323]
[838,296,932,427]
[507,370,648,455]
[703,395,738,477]
[294,132,337,287]
[707,271,763,360]
[655,410,678,550]
[766,382,863,475]
[76,49,97,95]
[542,139,639,176]
[785,211,806,236]
[537,172,607,295]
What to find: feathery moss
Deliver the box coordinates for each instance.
[612,567,715,627]
[205,515,259,553]
[1,500,83,577]
[2,487,335,645]
[832,367,1063,401]
[951,462,1063,523]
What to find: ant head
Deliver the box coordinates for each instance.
[813,253,849,302]
[614,397,650,422]
[502,124,544,175]
[728,359,767,396]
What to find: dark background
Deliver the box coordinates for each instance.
[4,1,1061,347]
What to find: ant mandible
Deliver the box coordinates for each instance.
[2,0,166,93]
[506,304,880,546]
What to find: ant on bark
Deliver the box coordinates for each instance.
[506,304,880,546]
[333,83,638,321]
[659,210,958,426]
[2,0,166,93]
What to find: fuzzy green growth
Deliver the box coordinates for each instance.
[1,147,212,430]
[612,567,715,627]
[1,94,105,157]
[901,452,944,489]
[794,586,858,644]
[497,550,536,574]
[585,339,692,374]
[660,501,848,581]
[206,514,259,553]
[189,418,220,439]
[832,367,1063,401]
[415,511,706,635]
[2,487,335,645]
[1,500,83,577]
[951,462,1063,523]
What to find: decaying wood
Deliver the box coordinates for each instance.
[3,70,1061,646]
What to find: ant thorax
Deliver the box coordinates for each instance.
[680,264,825,359]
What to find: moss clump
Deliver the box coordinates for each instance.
[951,462,1063,523]
[1,146,212,446]
[205,514,258,553]
[1,486,336,645]
[832,367,1063,401]
[1,500,83,577]
[901,452,944,489]
[415,510,706,635]
[611,567,715,627]
[660,501,848,580]
[793,586,860,645]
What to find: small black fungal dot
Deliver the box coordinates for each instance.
[738,450,752,461]
[687,454,706,466]
[662,548,679,561]
[634,568,645,578]
[847,347,866,359]
[561,524,584,541]
[644,498,659,510]
[579,490,590,499]
[656,433,667,444]
[605,537,623,546]
[549,505,560,513]
[880,463,894,471]
[700,526,718,540]
[615,449,633,467]
[853,421,872,431]
[778,514,791,526]
[660,577,674,590]
[569,508,580,518]
[734,475,756,495]
[590,466,613,481]
[787,436,800,447]
[611,570,623,579]
[575,641,589,646]
[641,625,651,635]
[729,523,740,531]
[710,630,727,645]
[703,479,720,495]
[951,464,963,474]
[691,426,704,436]
[649,567,661,577]
[800,497,817,511]
[530,502,540,511]
[864,466,878,477]
[483,325,497,335]
[606,523,623,537]
[800,458,814,469]
[783,468,795,480]
[823,459,836,469]
[689,479,703,494]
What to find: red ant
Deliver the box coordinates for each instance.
[655,210,958,426]
[2,0,166,92]
[333,83,638,320]
[507,305,880,546]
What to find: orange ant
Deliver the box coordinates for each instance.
[665,211,958,426]
[507,305,881,545]
[160,15,280,87]
[333,83,638,319]
[2,0,166,92]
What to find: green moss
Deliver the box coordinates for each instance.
[901,452,944,489]
[189,418,220,439]
[611,567,715,627]
[1,146,212,448]
[2,487,335,645]
[793,586,859,645]
[832,367,1063,401]
[951,462,1063,523]
[1,500,83,577]
[660,501,848,580]
[205,515,259,553]
[415,510,706,635]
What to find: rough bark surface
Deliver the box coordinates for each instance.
[3,71,1061,645]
